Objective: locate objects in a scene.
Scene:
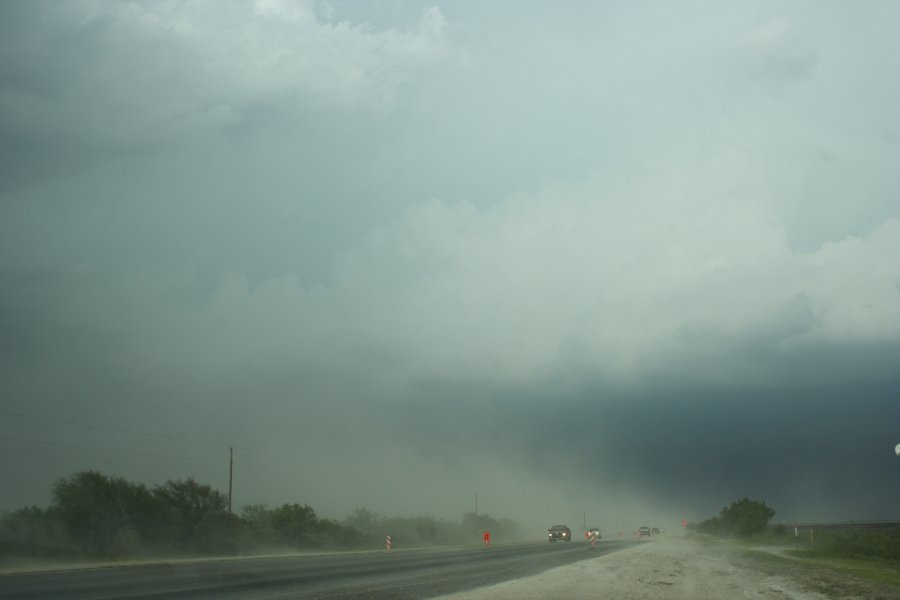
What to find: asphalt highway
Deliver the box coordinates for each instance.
[0,540,636,600]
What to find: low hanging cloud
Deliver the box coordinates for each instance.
[18,171,897,396]
[214,183,900,388]
[0,1,450,152]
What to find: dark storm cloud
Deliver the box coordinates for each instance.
[2,1,899,529]
[390,335,900,521]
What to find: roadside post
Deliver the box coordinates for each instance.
[590,532,597,548]
[483,531,490,547]
[386,535,392,552]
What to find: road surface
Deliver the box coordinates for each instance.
[1,540,635,600]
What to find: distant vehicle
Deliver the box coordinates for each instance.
[638,526,651,537]
[651,527,660,535]
[548,524,572,542]
[587,527,601,539]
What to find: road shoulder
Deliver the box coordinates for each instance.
[433,536,848,599]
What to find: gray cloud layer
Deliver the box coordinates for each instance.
[2,0,899,529]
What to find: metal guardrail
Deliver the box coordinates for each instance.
[781,521,900,530]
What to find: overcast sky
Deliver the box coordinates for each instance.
[2,0,899,532]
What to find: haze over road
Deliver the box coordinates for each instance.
[0,540,633,600]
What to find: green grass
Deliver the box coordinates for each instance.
[784,529,900,562]
[736,529,900,589]
[745,549,900,587]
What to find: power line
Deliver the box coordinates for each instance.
[1,409,378,484]
[233,460,359,496]
[1,435,391,520]
[1,409,395,494]
[0,409,227,447]
[0,434,226,464]
[235,446,340,476]
[235,445,393,491]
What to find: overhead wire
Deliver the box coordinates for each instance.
[232,460,360,497]
[0,409,228,447]
[234,444,392,490]
[1,409,394,493]
[0,434,227,464]
[1,411,461,517]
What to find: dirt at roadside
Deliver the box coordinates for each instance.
[433,535,898,600]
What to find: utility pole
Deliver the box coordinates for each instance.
[475,493,478,515]
[228,447,234,514]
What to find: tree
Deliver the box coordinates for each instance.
[461,512,519,540]
[52,471,169,556]
[241,504,275,544]
[192,511,247,555]
[271,503,318,547]
[153,478,227,549]
[718,498,775,537]
[0,505,68,558]
[344,507,379,534]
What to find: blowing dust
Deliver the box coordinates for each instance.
[434,534,828,600]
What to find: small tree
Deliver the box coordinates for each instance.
[153,478,227,549]
[192,511,247,555]
[461,512,519,541]
[718,498,775,537]
[271,503,318,547]
[241,504,275,544]
[0,505,69,558]
[52,470,170,556]
[344,507,379,534]
[695,515,721,535]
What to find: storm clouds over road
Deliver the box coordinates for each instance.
[1,1,899,529]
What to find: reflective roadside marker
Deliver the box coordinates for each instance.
[386,535,392,552]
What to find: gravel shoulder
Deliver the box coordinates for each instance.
[433,534,898,600]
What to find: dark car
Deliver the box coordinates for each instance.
[586,527,601,539]
[548,524,572,542]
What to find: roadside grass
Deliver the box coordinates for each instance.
[784,529,900,562]
[742,548,900,586]
[736,529,900,588]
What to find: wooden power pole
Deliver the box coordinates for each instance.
[228,447,234,514]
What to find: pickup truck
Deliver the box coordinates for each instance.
[547,524,572,542]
